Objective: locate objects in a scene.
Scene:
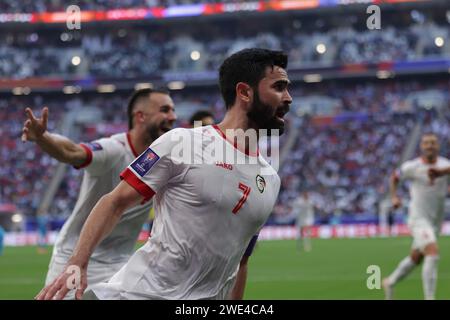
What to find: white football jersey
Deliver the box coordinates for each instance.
[398,156,450,227]
[91,125,281,300]
[47,133,152,284]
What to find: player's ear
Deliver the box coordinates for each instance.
[134,110,144,125]
[236,82,253,106]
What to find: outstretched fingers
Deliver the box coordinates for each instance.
[42,106,49,127]
[25,107,37,123]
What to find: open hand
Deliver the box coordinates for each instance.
[21,107,48,142]
[35,264,87,300]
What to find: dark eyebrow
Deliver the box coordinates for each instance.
[272,79,291,87]
[160,104,175,110]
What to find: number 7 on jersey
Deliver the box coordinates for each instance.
[232,182,251,214]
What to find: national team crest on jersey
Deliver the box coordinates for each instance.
[256,175,266,193]
[86,142,103,151]
[131,148,160,177]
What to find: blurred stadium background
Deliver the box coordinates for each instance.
[0,0,449,299]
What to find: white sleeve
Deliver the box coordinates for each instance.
[120,128,188,202]
[74,137,123,176]
[443,158,450,184]
[398,161,415,180]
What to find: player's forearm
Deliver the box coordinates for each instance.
[69,193,128,268]
[35,131,86,167]
[389,175,399,198]
[229,257,249,300]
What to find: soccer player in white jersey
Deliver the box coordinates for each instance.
[21,88,177,299]
[36,48,292,300]
[383,133,450,300]
[187,109,257,300]
[293,192,315,252]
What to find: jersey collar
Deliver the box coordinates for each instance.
[127,132,139,158]
[212,125,259,157]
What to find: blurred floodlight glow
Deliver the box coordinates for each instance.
[190,50,201,61]
[316,43,326,54]
[63,86,81,94]
[60,32,70,41]
[97,84,116,93]
[434,37,444,47]
[71,56,81,66]
[376,70,394,79]
[168,81,185,90]
[12,214,23,223]
[303,74,322,83]
[135,83,153,90]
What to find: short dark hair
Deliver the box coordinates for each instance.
[189,110,214,126]
[127,88,169,129]
[422,132,438,138]
[219,48,288,109]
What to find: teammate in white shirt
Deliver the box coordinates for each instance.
[35,48,292,300]
[383,133,450,300]
[293,192,315,252]
[21,88,177,299]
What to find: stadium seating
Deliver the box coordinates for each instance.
[0,0,262,13]
[1,15,449,78]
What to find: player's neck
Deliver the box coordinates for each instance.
[217,111,259,156]
[128,129,150,156]
[421,155,437,164]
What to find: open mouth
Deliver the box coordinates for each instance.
[160,126,172,133]
[276,116,285,123]
[275,107,289,122]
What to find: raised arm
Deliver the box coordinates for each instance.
[390,172,402,209]
[428,166,450,183]
[35,180,143,300]
[22,107,87,167]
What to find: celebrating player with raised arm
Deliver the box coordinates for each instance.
[36,48,292,300]
[23,89,177,299]
[383,133,450,300]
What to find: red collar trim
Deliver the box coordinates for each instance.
[127,132,139,157]
[212,125,259,157]
[421,156,437,165]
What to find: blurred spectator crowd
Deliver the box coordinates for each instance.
[0,0,259,13]
[272,80,449,225]
[1,13,449,79]
[1,79,448,226]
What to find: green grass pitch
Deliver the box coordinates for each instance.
[1,237,450,299]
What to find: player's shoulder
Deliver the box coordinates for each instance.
[164,125,217,143]
[96,132,128,150]
[109,132,127,143]
[257,156,281,184]
[93,132,124,144]
[192,125,216,138]
[437,156,450,166]
[148,127,195,157]
[81,132,124,151]
[402,157,421,169]
[257,154,278,171]
[149,127,189,146]
[161,127,192,140]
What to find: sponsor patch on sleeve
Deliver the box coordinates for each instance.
[130,148,160,177]
[85,142,103,151]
